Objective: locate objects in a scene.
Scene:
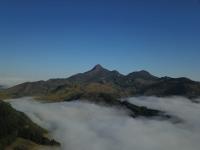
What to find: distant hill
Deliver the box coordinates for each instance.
[0,101,60,149]
[1,64,200,101]
[0,85,4,90]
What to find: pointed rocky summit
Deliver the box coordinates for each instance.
[89,64,108,73]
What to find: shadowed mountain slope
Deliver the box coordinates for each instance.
[0,101,60,149]
[139,77,200,99]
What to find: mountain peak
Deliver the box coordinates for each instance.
[127,70,158,80]
[129,70,150,75]
[136,70,151,75]
[90,64,106,72]
[94,64,103,68]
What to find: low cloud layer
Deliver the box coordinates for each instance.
[9,97,200,150]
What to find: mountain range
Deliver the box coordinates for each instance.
[2,65,196,148]
[1,64,200,101]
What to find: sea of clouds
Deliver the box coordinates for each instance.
[8,97,200,150]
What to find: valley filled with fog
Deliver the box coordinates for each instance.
[8,97,200,150]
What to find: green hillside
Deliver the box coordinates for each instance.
[0,101,60,149]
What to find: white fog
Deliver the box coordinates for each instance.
[8,97,200,150]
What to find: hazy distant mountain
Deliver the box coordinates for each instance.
[0,85,4,90]
[1,64,200,101]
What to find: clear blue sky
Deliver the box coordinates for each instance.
[0,0,200,86]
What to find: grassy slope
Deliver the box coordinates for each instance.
[5,138,60,150]
[0,101,60,149]
[39,82,127,102]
